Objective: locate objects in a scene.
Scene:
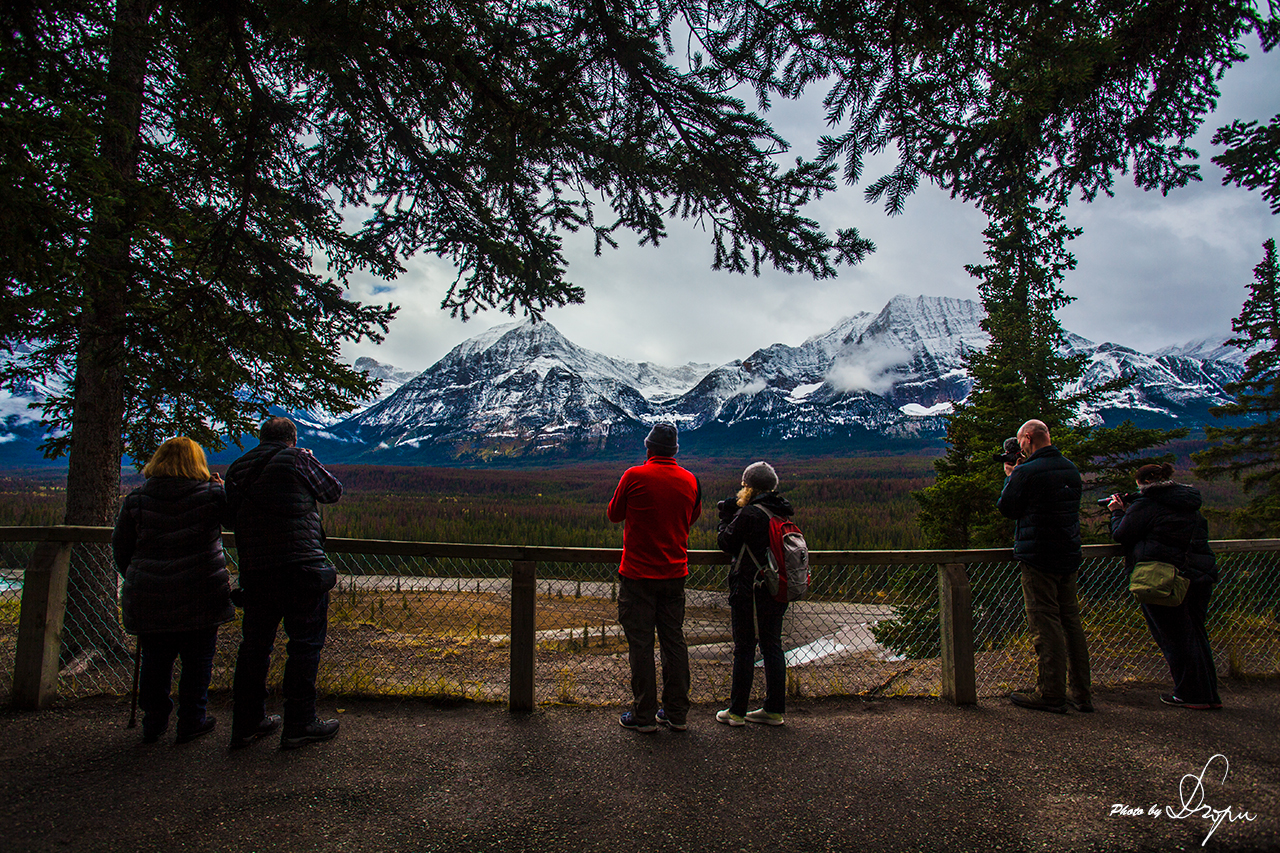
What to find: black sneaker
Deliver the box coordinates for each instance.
[280,717,340,750]
[1009,691,1067,714]
[175,715,217,744]
[656,708,687,731]
[1159,693,1216,710]
[1067,697,1095,713]
[229,714,282,750]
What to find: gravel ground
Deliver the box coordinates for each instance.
[0,681,1276,853]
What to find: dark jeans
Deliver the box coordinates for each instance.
[728,573,788,715]
[617,575,690,725]
[232,572,329,734]
[1020,565,1092,703]
[138,627,219,738]
[1142,581,1219,705]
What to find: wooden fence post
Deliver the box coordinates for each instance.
[938,562,977,706]
[509,560,536,713]
[12,540,73,710]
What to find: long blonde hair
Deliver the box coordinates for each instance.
[142,437,213,481]
[736,485,759,507]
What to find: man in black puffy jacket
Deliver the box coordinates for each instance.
[996,419,1092,714]
[226,417,343,749]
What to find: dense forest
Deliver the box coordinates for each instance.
[0,442,1251,549]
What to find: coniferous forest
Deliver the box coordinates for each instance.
[0,442,1250,550]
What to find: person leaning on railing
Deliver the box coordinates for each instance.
[111,437,235,745]
[1109,462,1221,711]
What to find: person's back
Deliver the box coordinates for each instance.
[997,443,1083,574]
[995,419,1091,714]
[226,442,340,572]
[608,455,702,579]
[226,417,342,750]
[608,423,701,733]
[115,475,232,634]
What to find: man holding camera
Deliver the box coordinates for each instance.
[996,419,1092,714]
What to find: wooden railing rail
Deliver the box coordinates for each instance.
[5,526,1279,712]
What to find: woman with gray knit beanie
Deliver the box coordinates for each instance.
[715,461,793,726]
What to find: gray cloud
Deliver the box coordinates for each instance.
[344,40,1279,374]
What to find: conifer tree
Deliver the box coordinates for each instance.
[914,180,1181,550]
[1,0,871,657]
[1193,240,1280,534]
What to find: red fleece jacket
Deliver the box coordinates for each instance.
[607,456,702,580]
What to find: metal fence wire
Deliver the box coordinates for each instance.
[1,535,1277,706]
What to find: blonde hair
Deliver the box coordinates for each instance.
[736,485,759,508]
[142,437,213,481]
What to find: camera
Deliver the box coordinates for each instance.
[993,437,1022,466]
[1096,492,1140,507]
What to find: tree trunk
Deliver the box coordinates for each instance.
[60,0,159,661]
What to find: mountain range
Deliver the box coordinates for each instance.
[0,295,1249,466]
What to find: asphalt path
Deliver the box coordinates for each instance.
[0,680,1276,853]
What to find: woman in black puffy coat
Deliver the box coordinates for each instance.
[1109,463,1220,710]
[113,437,235,743]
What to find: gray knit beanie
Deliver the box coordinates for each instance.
[644,422,679,456]
[742,461,778,492]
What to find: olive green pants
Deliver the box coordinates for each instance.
[1020,565,1092,703]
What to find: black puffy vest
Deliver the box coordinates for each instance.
[226,443,329,571]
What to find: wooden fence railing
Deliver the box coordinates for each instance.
[5,526,1279,712]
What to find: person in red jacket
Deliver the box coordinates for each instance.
[608,423,702,733]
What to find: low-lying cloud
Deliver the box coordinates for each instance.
[826,346,913,395]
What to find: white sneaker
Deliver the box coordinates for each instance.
[716,709,745,727]
[745,708,785,726]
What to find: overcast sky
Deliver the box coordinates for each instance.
[343,38,1280,374]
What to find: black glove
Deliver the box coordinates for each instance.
[717,498,738,522]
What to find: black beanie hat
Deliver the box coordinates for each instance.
[644,422,679,456]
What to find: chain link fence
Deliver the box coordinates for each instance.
[2,531,1277,707]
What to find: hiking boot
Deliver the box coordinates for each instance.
[715,709,745,727]
[1067,697,1095,713]
[744,708,785,726]
[229,714,282,750]
[1159,693,1217,711]
[1009,691,1067,714]
[175,715,217,744]
[280,717,340,749]
[140,726,166,745]
[619,711,657,733]
[656,709,686,731]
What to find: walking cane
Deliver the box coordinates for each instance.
[127,641,141,728]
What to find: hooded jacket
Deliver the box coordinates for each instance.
[996,445,1083,574]
[1110,482,1217,584]
[112,477,235,635]
[225,442,343,572]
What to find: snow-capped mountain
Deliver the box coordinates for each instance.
[338,321,713,456]
[316,294,1246,462]
[286,356,420,431]
[0,295,1250,466]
